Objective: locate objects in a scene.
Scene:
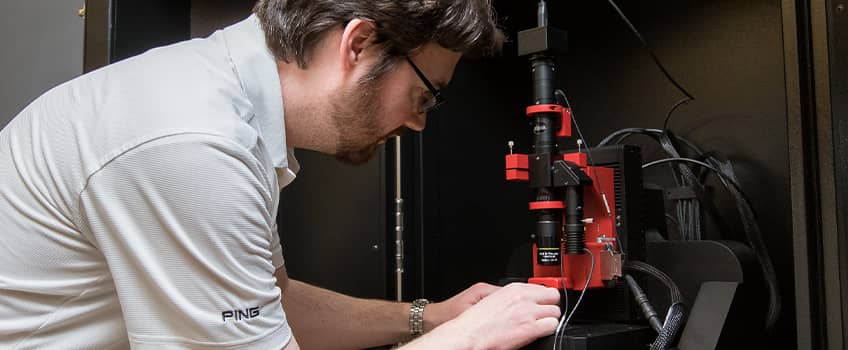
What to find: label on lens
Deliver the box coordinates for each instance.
[537,248,561,265]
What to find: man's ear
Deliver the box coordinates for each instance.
[339,19,378,71]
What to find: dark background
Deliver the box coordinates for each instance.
[94,0,848,348]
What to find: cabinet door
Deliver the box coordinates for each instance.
[0,0,85,127]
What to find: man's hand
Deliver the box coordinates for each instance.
[424,282,500,331]
[405,283,561,350]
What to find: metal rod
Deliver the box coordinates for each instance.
[538,0,548,27]
[394,135,404,302]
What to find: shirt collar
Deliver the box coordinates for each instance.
[221,15,298,172]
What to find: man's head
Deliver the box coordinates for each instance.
[255,0,504,164]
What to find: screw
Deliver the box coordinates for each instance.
[77,5,86,17]
[838,3,846,13]
[371,244,380,251]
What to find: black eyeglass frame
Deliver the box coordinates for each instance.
[405,57,446,113]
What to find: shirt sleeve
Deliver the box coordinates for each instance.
[77,133,291,349]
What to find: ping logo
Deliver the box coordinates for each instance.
[222,306,260,323]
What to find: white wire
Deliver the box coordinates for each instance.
[557,91,612,218]
[556,91,627,258]
[553,248,595,350]
[555,261,569,350]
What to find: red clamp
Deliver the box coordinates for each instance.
[529,201,565,210]
[526,104,572,138]
[505,154,529,181]
[563,152,588,167]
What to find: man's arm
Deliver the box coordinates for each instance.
[276,267,492,349]
[282,277,409,349]
[401,283,561,350]
[275,268,559,350]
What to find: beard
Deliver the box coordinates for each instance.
[329,76,391,165]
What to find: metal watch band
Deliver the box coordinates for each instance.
[409,298,431,337]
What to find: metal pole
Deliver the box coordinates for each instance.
[394,135,404,302]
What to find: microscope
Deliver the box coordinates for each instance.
[502,3,774,349]
[504,0,627,298]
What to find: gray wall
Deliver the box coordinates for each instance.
[0,0,85,128]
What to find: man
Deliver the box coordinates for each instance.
[0,0,561,349]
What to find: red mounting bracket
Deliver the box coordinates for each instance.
[505,154,529,181]
[526,104,572,138]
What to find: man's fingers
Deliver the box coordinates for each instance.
[503,283,561,305]
[535,317,560,337]
[522,284,561,305]
[535,304,561,320]
[538,287,562,305]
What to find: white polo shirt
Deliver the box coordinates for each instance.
[0,15,297,349]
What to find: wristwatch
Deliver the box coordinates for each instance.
[409,298,431,337]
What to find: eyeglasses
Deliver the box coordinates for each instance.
[405,57,446,113]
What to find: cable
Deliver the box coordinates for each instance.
[624,274,663,333]
[624,260,683,304]
[596,128,704,155]
[642,157,781,332]
[555,260,569,350]
[624,260,686,349]
[663,97,691,130]
[597,128,707,241]
[603,0,695,130]
[598,128,662,147]
[555,90,626,257]
[664,213,678,227]
[643,157,721,176]
[600,127,782,331]
[604,0,694,101]
[553,248,595,350]
[556,90,612,216]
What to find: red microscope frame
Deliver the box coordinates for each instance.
[505,104,622,292]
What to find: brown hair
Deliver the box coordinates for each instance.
[254,0,504,77]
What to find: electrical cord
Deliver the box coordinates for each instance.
[624,274,663,333]
[624,260,686,350]
[604,0,695,130]
[642,158,738,192]
[600,128,716,240]
[642,157,781,332]
[553,248,595,350]
[599,127,781,331]
[700,156,781,332]
[555,90,612,217]
[555,260,569,350]
[604,0,693,100]
[597,128,704,155]
[624,260,683,305]
[655,132,703,241]
[663,98,692,130]
[555,89,626,256]
[598,128,709,241]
